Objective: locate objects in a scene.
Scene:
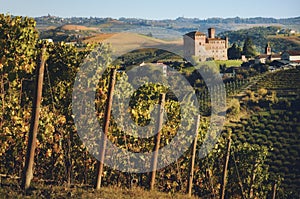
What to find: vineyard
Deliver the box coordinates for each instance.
[0,14,300,198]
[226,68,300,198]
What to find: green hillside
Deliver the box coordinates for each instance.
[228,68,300,198]
[219,26,300,53]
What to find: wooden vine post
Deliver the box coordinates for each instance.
[187,115,201,197]
[220,129,232,199]
[272,182,277,199]
[150,93,166,190]
[21,46,47,189]
[95,68,117,190]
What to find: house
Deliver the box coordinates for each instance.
[255,43,281,64]
[184,28,228,61]
[255,54,269,64]
[281,50,300,63]
[278,29,297,35]
[255,54,281,64]
[42,38,53,43]
[221,66,239,78]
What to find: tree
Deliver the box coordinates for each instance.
[242,37,257,58]
[228,43,242,60]
[220,64,226,73]
[146,32,153,37]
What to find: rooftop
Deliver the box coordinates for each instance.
[285,50,300,56]
[207,38,226,41]
[185,31,206,38]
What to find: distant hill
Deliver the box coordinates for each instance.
[82,33,116,43]
[39,24,101,42]
[36,16,300,53]
[82,32,182,53]
[219,26,300,53]
[35,16,300,37]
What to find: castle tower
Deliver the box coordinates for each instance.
[208,28,215,39]
[184,31,206,58]
[265,42,271,55]
[225,36,229,49]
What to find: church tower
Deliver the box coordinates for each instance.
[265,42,271,55]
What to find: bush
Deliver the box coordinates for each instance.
[273,114,280,120]
[282,166,290,174]
[265,140,273,147]
[251,116,258,122]
[279,136,288,142]
[272,148,280,154]
[248,137,255,144]
[266,124,275,131]
[280,133,289,139]
[259,134,268,142]
[272,131,280,136]
[275,125,285,132]
[281,148,289,156]
[241,120,248,125]
[269,136,277,142]
[238,135,246,143]
[288,149,298,157]
[273,160,283,167]
[227,99,240,118]
[257,123,266,130]
[258,88,268,96]
[263,129,271,136]
[256,138,264,144]
[276,154,285,161]
[274,142,283,149]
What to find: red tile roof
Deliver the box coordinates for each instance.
[256,54,269,59]
[286,50,300,56]
[270,54,281,58]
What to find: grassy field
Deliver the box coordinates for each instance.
[268,35,300,45]
[60,25,99,31]
[82,33,183,60]
[83,33,116,43]
[181,60,240,75]
[214,60,243,67]
[0,179,198,199]
[83,32,182,45]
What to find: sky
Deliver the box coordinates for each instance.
[0,0,299,19]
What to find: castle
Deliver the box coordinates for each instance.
[184,28,228,61]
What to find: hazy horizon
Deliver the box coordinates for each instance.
[1,0,299,20]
